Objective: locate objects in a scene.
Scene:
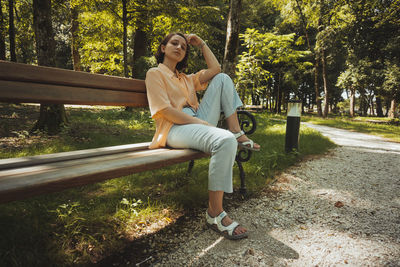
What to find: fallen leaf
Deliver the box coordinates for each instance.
[335,201,344,208]
[248,248,255,255]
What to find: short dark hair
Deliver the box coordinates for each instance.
[155,32,190,71]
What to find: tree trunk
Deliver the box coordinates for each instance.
[32,0,68,134]
[34,104,68,134]
[359,93,366,116]
[294,0,311,49]
[321,49,329,117]
[131,0,148,79]
[370,96,375,116]
[384,99,390,116]
[33,0,56,67]
[388,98,397,119]
[125,28,148,113]
[8,0,16,61]
[132,29,147,78]
[222,0,242,79]
[376,96,384,117]
[314,56,322,116]
[349,88,355,117]
[0,0,6,60]
[122,0,128,77]
[71,5,81,71]
[294,0,322,116]
[275,72,282,113]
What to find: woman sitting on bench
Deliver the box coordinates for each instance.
[145,32,260,240]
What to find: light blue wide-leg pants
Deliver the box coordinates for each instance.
[166,73,243,193]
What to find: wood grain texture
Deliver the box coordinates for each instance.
[0,142,151,170]
[0,148,208,203]
[0,60,146,93]
[0,80,148,106]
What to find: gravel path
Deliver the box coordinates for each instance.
[150,124,400,266]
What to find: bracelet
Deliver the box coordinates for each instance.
[199,42,206,49]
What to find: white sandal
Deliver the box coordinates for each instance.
[206,210,248,240]
[232,130,260,151]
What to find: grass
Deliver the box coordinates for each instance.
[0,104,335,266]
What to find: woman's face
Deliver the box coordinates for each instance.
[161,34,188,64]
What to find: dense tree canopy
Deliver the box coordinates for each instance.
[0,0,398,117]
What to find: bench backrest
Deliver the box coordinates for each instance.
[0,60,148,107]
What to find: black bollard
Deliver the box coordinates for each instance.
[285,100,302,153]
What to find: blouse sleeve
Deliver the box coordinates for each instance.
[145,68,172,119]
[189,69,208,91]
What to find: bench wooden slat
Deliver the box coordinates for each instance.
[0,142,151,170]
[0,80,148,106]
[0,148,207,203]
[0,60,146,93]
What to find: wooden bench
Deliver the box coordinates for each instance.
[0,60,256,204]
[244,105,264,113]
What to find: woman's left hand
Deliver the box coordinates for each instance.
[184,34,204,47]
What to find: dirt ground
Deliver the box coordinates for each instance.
[128,124,400,266]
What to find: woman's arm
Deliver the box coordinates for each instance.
[158,107,211,126]
[146,69,211,127]
[185,34,221,84]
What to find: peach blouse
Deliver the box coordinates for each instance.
[145,63,208,149]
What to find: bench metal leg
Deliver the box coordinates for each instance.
[236,160,247,195]
[187,160,195,174]
[235,149,252,195]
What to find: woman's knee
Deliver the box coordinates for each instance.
[215,131,237,154]
[214,72,230,80]
[213,73,232,84]
[208,73,233,88]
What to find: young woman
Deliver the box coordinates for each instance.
[145,32,260,240]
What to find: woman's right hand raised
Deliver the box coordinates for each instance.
[184,34,204,48]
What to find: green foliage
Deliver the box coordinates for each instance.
[14,0,36,64]
[336,59,374,93]
[235,28,311,105]
[132,56,157,79]
[79,9,124,74]
[382,61,400,101]
[115,198,143,219]
[2,0,398,116]
[52,202,88,243]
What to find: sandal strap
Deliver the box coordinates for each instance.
[206,210,216,225]
[217,210,228,221]
[215,211,240,236]
[240,139,254,147]
[232,130,245,139]
[206,210,228,225]
[217,220,240,236]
